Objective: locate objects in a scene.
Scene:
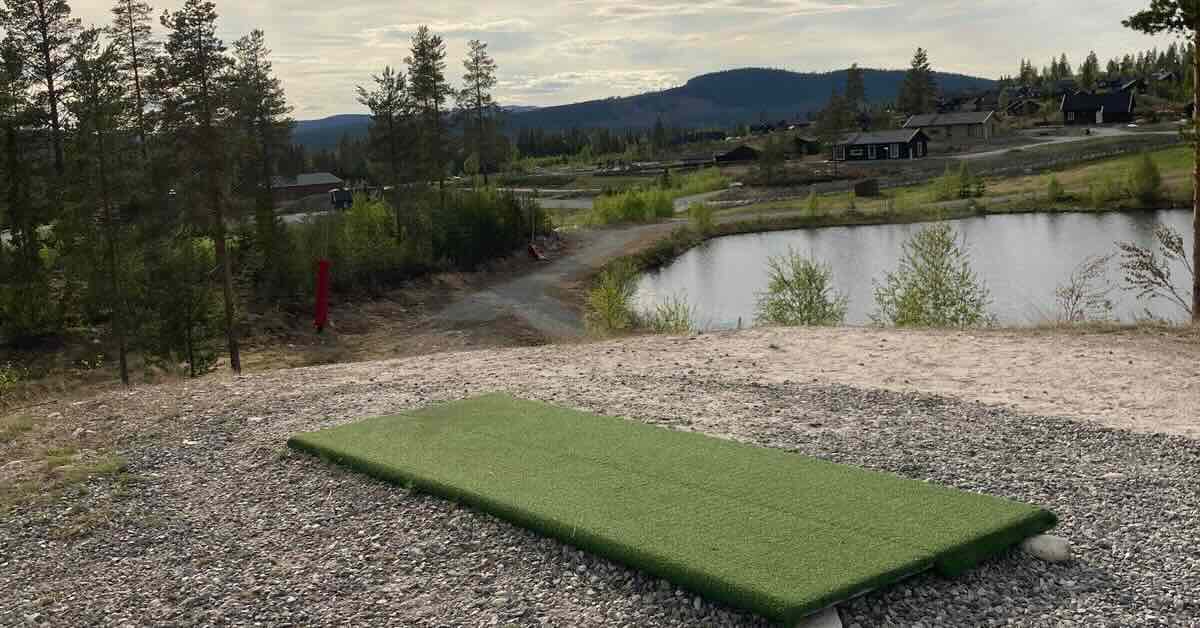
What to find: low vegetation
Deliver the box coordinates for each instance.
[1055,255,1116,322]
[588,168,729,225]
[872,224,994,327]
[1117,225,1195,318]
[756,251,848,326]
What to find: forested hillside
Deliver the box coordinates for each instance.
[292,67,996,148]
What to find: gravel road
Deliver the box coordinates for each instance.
[2,328,1197,627]
[435,223,673,337]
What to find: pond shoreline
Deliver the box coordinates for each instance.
[613,205,1192,327]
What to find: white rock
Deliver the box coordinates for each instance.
[795,607,842,628]
[1022,534,1072,563]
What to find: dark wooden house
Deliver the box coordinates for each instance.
[271,172,345,202]
[1060,92,1136,125]
[833,129,929,162]
[903,111,998,142]
[715,145,761,163]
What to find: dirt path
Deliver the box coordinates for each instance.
[953,127,1178,161]
[435,223,675,337]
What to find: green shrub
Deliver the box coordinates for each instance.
[1045,176,1065,203]
[591,187,674,224]
[586,261,639,335]
[805,191,820,216]
[689,203,715,234]
[673,167,730,197]
[1126,152,1164,206]
[871,223,993,327]
[640,295,696,334]
[755,251,848,326]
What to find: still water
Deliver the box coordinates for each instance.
[635,210,1194,327]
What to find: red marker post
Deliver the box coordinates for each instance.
[314,258,331,333]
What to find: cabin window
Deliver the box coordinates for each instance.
[1067,112,1075,122]
[891,143,901,159]
[849,148,865,158]
[834,145,846,160]
[868,145,877,159]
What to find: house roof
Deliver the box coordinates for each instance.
[271,172,343,189]
[838,129,927,145]
[1061,91,1135,114]
[902,111,995,128]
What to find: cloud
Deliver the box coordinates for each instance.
[586,0,896,21]
[67,0,1172,117]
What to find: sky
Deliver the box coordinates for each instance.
[68,0,1176,119]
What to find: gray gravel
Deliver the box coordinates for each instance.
[2,351,1198,627]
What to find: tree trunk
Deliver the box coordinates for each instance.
[213,199,241,374]
[126,1,149,161]
[1193,29,1199,322]
[96,118,129,386]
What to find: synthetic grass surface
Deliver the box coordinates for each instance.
[288,394,1056,623]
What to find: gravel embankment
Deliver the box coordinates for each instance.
[2,330,1198,626]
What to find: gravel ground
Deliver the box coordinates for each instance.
[2,330,1199,627]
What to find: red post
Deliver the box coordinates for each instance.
[314,258,331,333]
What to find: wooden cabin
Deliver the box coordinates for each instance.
[833,130,929,162]
[1061,92,1136,125]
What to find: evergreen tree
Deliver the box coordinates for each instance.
[652,115,667,152]
[356,65,408,240]
[406,25,449,193]
[1080,51,1101,90]
[230,28,293,279]
[105,0,155,160]
[845,63,866,108]
[898,48,937,115]
[65,27,133,384]
[0,36,56,339]
[2,0,79,176]
[456,39,496,184]
[157,0,241,372]
[1058,53,1072,79]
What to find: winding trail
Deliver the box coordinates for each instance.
[435,223,674,337]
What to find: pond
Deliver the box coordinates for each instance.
[635,210,1195,328]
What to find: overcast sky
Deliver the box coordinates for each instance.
[68,0,1174,119]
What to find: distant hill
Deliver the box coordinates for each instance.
[506,68,997,131]
[292,67,996,147]
[293,106,543,150]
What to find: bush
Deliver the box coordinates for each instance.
[1126,152,1164,206]
[805,191,820,216]
[590,187,674,224]
[586,261,639,335]
[755,251,848,326]
[1117,224,1194,317]
[640,295,696,334]
[1055,255,1115,322]
[872,223,993,327]
[1045,176,1065,203]
[689,203,715,234]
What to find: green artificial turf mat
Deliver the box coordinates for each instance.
[288,393,1056,623]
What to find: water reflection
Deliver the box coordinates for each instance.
[636,210,1194,327]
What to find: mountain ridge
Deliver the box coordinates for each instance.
[293,67,996,148]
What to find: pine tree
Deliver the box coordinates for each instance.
[2,0,79,176]
[230,28,293,279]
[158,0,241,372]
[898,48,937,115]
[406,25,449,194]
[652,115,667,152]
[66,27,133,384]
[1080,51,1100,91]
[845,63,866,108]
[1058,53,1072,79]
[356,65,408,240]
[456,39,496,184]
[105,0,155,160]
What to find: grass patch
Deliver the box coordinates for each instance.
[289,394,1056,624]
[0,414,35,443]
